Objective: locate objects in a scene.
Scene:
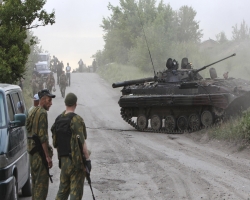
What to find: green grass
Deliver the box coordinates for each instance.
[202,112,250,145]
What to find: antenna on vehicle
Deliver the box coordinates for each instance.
[135,2,156,77]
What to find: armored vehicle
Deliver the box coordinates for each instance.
[113,54,250,133]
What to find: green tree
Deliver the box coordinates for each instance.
[0,0,55,83]
[216,31,228,44]
[232,20,250,41]
[97,1,203,70]
[174,6,203,43]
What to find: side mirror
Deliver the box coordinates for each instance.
[9,113,26,128]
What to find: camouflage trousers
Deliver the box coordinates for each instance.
[60,85,66,98]
[30,152,49,200]
[56,157,85,200]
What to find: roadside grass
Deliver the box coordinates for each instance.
[97,63,152,84]
[203,112,250,147]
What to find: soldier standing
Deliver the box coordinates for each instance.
[46,72,55,93]
[26,89,55,200]
[36,73,44,91]
[51,92,91,200]
[31,73,38,96]
[59,71,67,98]
[66,63,71,86]
[57,61,63,85]
[78,59,84,72]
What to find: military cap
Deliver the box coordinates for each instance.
[65,93,77,106]
[38,89,56,99]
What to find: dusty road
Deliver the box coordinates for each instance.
[21,73,250,200]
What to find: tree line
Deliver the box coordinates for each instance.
[94,0,250,75]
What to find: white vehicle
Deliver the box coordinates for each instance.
[38,53,50,68]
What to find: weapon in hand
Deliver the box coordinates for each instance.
[28,135,53,183]
[77,135,95,200]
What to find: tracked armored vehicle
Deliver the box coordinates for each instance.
[112,53,250,133]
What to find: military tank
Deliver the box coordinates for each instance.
[112,53,250,133]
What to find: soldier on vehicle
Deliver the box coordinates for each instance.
[59,70,67,98]
[51,92,91,200]
[46,72,55,93]
[26,89,55,200]
[66,63,71,86]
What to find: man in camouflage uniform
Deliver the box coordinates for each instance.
[59,70,67,98]
[51,93,91,200]
[36,73,44,91]
[46,72,55,93]
[31,73,38,96]
[57,60,64,84]
[26,89,55,200]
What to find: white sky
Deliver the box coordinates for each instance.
[33,0,250,68]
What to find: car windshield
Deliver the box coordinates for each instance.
[36,64,49,71]
[0,93,6,128]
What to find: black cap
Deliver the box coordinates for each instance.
[38,89,56,99]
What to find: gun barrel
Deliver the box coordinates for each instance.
[112,77,155,88]
[196,53,236,73]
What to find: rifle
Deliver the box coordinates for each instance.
[77,135,95,200]
[28,134,53,183]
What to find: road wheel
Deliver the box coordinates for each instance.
[137,114,148,130]
[150,115,162,131]
[165,115,176,132]
[201,110,214,127]
[177,116,188,131]
[188,113,201,131]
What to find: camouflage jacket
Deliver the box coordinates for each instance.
[51,111,87,170]
[47,75,55,87]
[26,107,49,153]
[59,74,67,86]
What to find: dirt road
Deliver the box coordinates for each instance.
[21,73,250,200]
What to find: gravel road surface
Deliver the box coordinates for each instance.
[20,73,250,200]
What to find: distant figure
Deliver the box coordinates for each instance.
[46,72,55,93]
[92,59,97,72]
[78,59,84,72]
[57,61,64,85]
[31,74,38,96]
[66,63,71,86]
[223,71,229,79]
[59,71,67,98]
[36,73,44,91]
[51,56,59,73]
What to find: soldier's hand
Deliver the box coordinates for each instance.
[86,160,91,173]
[46,156,53,169]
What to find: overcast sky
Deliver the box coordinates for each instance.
[33,0,250,68]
